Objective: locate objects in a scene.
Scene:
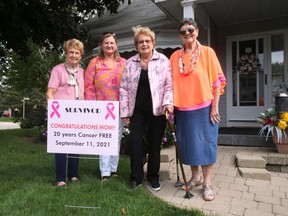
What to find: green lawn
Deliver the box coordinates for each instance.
[0,128,205,216]
[0,117,14,122]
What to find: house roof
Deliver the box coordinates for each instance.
[82,0,181,55]
[83,0,288,56]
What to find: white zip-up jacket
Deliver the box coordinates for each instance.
[120,49,173,118]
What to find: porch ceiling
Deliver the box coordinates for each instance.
[155,0,288,27]
[200,0,288,27]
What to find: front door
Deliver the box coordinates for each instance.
[227,33,286,127]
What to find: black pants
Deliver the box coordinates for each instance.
[55,153,79,182]
[129,110,166,184]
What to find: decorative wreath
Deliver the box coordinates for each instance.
[236,53,262,76]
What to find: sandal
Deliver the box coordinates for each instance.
[203,184,215,201]
[57,181,66,187]
[181,176,203,191]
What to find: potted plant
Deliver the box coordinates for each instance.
[256,107,288,153]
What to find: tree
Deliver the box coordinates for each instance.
[0,0,132,131]
[0,39,60,124]
[0,39,62,93]
[0,0,131,58]
[0,88,21,111]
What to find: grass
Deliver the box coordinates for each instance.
[0,117,14,122]
[0,128,205,216]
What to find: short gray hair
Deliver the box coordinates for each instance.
[132,25,155,48]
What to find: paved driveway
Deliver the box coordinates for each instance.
[0,122,20,130]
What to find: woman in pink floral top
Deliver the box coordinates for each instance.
[84,32,126,181]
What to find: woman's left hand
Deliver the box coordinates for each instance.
[210,106,220,124]
[163,105,174,115]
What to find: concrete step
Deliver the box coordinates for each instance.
[160,147,175,162]
[236,153,267,168]
[235,152,272,180]
[238,167,271,181]
[218,134,274,147]
[144,153,172,180]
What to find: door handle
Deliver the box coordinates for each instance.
[265,74,267,85]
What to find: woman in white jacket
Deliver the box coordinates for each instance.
[119,26,173,191]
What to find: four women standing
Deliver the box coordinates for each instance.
[47,19,225,202]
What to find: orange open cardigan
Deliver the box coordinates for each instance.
[170,45,226,109]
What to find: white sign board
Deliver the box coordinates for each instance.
[47,99,119,155]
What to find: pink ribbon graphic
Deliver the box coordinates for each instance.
[50,101,60,118]
[105,102,116,120]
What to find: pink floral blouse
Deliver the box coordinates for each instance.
[84,56,126,101]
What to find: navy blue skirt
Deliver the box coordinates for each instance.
[175,106,218,165]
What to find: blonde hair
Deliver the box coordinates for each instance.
[98,32,120,60]
[132,25,155,48]
[63,38,84,56]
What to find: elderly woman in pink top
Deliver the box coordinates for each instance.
[120,26,173,191]
[46,38,85,187]
[84,32,126,181]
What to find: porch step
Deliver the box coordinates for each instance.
[235,152,271,181]
[218,134,274,147]
[238,167,271,181]
[218,127,275,147]
[236,153,266,168]
[144,148,175,181]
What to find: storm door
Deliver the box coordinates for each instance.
[227,33,286,126]
[228,36,266,125]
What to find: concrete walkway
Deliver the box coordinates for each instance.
[0,122,20,130]
[145,146,288,216]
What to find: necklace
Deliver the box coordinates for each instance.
[178,42,200,75]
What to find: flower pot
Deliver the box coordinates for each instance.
[274,143,288,154]
[272,133,288,153]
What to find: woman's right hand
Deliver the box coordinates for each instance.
[46,88,56,100]
[122,117,130,127]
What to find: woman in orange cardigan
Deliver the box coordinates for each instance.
[170,18,226,201]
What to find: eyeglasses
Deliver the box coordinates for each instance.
[138,39,151,45]
[179,27,195,35]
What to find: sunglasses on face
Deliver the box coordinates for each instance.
[179,27,195,35]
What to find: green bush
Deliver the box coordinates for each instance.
[20,105,46,129]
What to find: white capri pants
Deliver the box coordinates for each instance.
[99,118,124,177]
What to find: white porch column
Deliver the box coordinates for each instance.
[180,0,196,19]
